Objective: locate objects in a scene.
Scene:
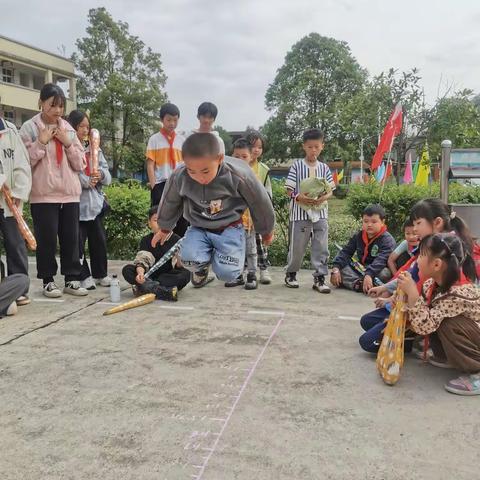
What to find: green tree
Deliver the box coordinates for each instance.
[73,7,167,177]
[262,33,367,162]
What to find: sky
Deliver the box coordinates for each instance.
[2,0,480,131]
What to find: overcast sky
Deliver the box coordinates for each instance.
[2,0,479,131]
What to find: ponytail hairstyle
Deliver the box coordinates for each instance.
[419,233,477,291]
[66,109,89,131]
[411,198,474,254]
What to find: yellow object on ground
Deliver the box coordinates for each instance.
[103,293,156,316]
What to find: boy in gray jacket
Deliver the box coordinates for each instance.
[152,133,275,287]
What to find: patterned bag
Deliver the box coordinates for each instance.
[376,290,407,385]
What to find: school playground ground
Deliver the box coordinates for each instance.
[0,262,477,480]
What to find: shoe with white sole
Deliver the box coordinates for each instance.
[313,275,331,294]
[6,301,18,316]
[16,295,31,306]
[80,277,96,290]
[259,269,272,285]
[64,281,88,296]
[43,282,62,298]
[95,276,112,287]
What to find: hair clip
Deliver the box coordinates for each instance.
[450,211,456,219]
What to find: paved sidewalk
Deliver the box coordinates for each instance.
[0,263,478,480]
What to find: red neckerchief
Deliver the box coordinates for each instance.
[54,138,63,167]
[160,128,177,169]
[361,225,388,263]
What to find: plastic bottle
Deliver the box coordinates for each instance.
[110,274,121,303]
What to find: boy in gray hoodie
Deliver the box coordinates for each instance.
[152,133,275,287]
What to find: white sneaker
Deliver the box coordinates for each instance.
[64,281,88,296]
[80,277,96,290]
[43,282,62,298]
[95,276,112,287]
[259,269,272,285]
[16,295,31,306]
[6,301,18,316]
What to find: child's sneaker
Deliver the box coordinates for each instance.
[284,272,299,288]
[225,274,245,287]
[428,356,454,369]
[95,276,112,287]
[155,286,178,302]
[6,301,18,316]
[16,295,31,306]
[313,275,331,294]
[245,272,258,290]
[192,268,215,288]
[43,282,62,298]
[445,373,480,396]
[80,276,96,290]
[64,281,88,296]
[259,269,272,285]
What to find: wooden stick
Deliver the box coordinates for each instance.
[103,293,156,316]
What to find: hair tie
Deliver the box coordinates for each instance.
[450,211,456,219]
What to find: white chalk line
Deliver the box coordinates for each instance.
[247,310,285,316]
[32,298,65,303]
[193,313,285,480]
[338,315,360,321]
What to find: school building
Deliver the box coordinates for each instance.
[0,35,76,128]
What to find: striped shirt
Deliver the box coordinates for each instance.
[285,158,335,221]
[146,131,185,184]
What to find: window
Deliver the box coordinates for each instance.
[2,67,13,83]
[3,110,15,123]
[33,75,44,90]
[19,72,29,87]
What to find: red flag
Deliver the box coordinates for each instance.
[385,162,393,180]
[371,103,403,170]
[332,170,339,185]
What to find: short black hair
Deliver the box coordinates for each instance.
[40,83,66,108]
[159,103,180,120]
[246,129,265,149]
[403,217,414,229]
[67,109,89,131]
[149,206,159,218]
[363,204,386,220]
[182,133,220,158]
[302,128,324,142]
[197,102,218,119]
[233,138,252,151]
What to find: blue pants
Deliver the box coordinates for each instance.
[359,308,389,353]
[180,225,245,282]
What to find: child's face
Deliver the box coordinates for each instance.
[76,117,90,142]
[362,214,385,238]
[412,218,434,240]
[232,148,252,164]
[404,226,419,247]
[417,251,444,282]
[40,96,65,124]
[198,114,215,131]
[148,214,160,234]
[162,114,179,133]
[184,155,223,185]
[251,138,263,161]
[303,139,324,161]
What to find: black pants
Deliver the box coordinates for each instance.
[122,264,190,290]
[151,181,189,237]
[0,209,29,276]
[31,202,82,282]
[79,214,108,280]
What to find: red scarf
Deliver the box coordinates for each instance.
[160,128,177,169]
[361,225,388,263]
[54,138,64,167]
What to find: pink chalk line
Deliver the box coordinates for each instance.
[192,313,285,480]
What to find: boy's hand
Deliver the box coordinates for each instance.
[262,231,274,246]
[330,268,342,287]
[135,267,146,285]
[368,285,387,298]
[151,229,172,247]
[296,193,315,206]
[363,274,373,293]
[313,194,327,206]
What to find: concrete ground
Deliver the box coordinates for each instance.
[0,262,478,480]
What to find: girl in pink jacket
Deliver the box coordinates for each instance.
[20,83,88,298]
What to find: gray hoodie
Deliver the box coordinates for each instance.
[158,156,275,235]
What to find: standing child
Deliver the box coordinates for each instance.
[246,130,273,285]
[387,218,419,275]
[285,128,335,293]
[146,103,185,210]
[122,206,190,300]
[0,117,32,305]
[67,110,112,290]
[398,233,480,395]
[191,102,225,154]
[20,83,87,298]
[152,133,275,287]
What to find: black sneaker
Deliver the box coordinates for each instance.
[225,274,245,288]
[245,272,258,290]
[313,275,331,294]
[155,286,178,302]
[284,272,299,288]
[191,268,215,288]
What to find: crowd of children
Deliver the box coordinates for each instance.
[0,82,478,396]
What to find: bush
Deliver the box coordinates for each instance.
[333,184,349,199]
[103,181,150,259]
[346,182,480,239]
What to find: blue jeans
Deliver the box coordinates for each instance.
[180,225,246,282]
[359,308,390,353]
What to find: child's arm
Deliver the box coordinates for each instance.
[332,234,357,270]
[11,127,32,204]
[98,151,112,186]
[264,173,273,200]
[146,159,156,190]
[387,251,400,275]
[19,123,50,168]
[58,130,86,172]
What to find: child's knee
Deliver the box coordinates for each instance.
[213,261,243,282]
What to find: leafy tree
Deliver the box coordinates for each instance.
[263,33,367,162]
[73,7,167,177]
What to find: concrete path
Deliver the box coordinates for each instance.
[0,264,478,480]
